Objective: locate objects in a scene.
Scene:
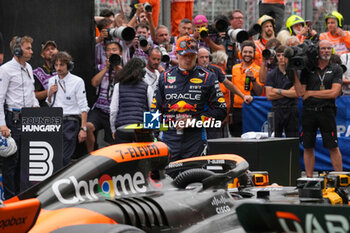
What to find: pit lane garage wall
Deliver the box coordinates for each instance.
[243,96,350,171]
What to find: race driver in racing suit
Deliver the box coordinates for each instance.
[152,36,227,161]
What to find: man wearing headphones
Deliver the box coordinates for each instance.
[0,36,39,199]
[33,40,58,107]
[320,11,350,56]
[47,51,89,166]
[294,39,343,177]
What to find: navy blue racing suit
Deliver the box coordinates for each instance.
[152,65,227,161]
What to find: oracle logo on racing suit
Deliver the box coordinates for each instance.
[165,93,201,101]
[276,211,350,233]
[52,172,147,204]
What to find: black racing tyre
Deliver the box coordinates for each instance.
[172,168,216,189]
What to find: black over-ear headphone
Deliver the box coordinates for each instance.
[13,36,23,57]
[67,60,74,72]
[51,51,75,72]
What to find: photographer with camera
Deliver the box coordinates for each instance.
[294,39,343,177]
[224,10,245,74]
[259,38,281,84]
[131,23,152,64]
[286,15,318,44]
[95,17,115,66]
[320,11,350,56]
[265,45,300,137]
[153,25,177,69]
[231,41,263,137]
[86,41,123,153]
[192,14,225,53]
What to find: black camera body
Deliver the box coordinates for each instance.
[199,15,230,40]
[137,35,148,47]
[109,54,121,67]
[262,48,276,60]
[284,40,318,70]
[144,2,152,12]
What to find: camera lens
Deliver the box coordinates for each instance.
[144,2,152,12]
[109,54,121,67]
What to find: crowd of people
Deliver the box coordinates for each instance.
[0,1,349,199]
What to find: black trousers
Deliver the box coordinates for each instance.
[62,119,80,166]
[3,111,21,199]
[272,106,299,137]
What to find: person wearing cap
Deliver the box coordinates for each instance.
[285,15,318,44]
[151,36,227,161]
[254,15,276,67]
[0,36,39,199]
[33,40,58,107]
[319,11,350,56]
[192,14,225,53]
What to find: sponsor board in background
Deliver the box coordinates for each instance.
[20,107,63,192]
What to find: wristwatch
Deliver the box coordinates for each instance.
[80,127,87,132]
[277,88,282,95]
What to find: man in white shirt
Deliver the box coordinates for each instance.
[47,51,89,166]
[0,36,39,199]
[144,47,161,93]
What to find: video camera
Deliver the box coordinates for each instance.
[107,26,136,42]
[283,40,318,70]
